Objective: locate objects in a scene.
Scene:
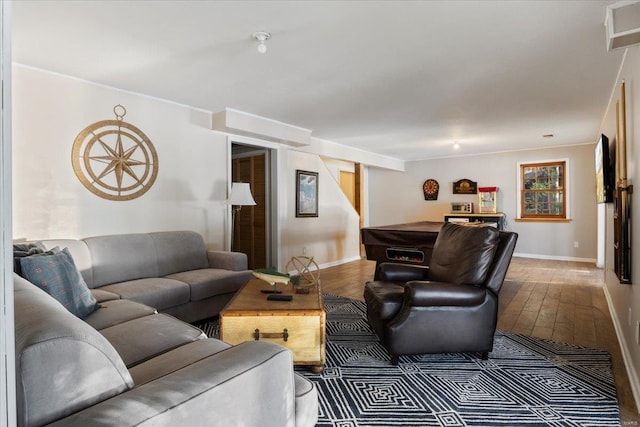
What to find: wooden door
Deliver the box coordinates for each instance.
[339,171,356,209]
[232,155,266,269]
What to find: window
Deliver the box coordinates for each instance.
[517,160,569,221]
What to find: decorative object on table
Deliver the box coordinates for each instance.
[72,104,159,201]
[286,256,320,294]
[296,170,319,217]
[478,186,498,213]
[252,268,290,293]
[226,182,256,250]
[452,178,477,194]
[422,179,439,200]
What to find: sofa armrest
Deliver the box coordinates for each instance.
[404,281,487,307]
[207,250,248,271]
[49,341,297,427]
[378,262,430,283]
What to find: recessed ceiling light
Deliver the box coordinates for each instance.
[453,142,461,150]
[543,134,554,138]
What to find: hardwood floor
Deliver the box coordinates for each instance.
[319,256,639,424]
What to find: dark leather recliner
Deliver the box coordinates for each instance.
[364,222,518,364]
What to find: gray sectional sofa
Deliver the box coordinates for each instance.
[14,230,319,426]
[38,230,254,323]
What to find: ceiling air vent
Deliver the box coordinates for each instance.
[606,0,640,51]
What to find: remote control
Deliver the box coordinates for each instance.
[267,294,293,301]
[260,289,282,294]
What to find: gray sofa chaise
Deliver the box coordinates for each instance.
[37,230,254,323]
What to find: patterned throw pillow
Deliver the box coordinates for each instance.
[20,247,98,318]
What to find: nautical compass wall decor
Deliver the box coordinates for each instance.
[72,105,159,201]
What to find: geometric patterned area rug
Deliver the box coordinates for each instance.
[198,294,620,426]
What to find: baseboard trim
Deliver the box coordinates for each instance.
[317,255,363,270]
[285,255,363,277]
[602,284,640,414]
[513,252,596,264]
[319,253,597,268]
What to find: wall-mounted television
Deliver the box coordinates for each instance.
[595,134,614,204]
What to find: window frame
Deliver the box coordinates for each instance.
[516,159,571,221]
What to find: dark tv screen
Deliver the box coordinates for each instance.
[595,134,614,204]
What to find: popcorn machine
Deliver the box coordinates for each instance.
[478,187,498,213]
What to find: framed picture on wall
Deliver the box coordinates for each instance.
[296,170,319,217]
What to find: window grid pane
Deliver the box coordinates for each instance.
[520,161,566,218]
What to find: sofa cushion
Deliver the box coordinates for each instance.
[91,288,120,303]
[14,275,133,427]
[20,247,99,319]
[99,278,190,311]
[150,231,209,276]
[39,239,94,287]
[207,250,248,271]
[84,233,159,287]
[84,299,157,331]
[428,222,500,286]
[129,338,232,386]
[99,313,206,367]
[166,269,252,301]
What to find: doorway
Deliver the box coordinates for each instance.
[231,143,275,269]
[339,170,356,209]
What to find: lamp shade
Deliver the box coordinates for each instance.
[227,182,256,206]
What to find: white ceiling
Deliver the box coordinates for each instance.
[11,0,625,161]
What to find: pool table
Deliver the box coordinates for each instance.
[361,221,443,279]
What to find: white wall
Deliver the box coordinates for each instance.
[322,157,355,183]
[602,46,640,408]
[368,144,598,261]
[12,65,362,270]
[280,150,360,269]
[13,65,231,246]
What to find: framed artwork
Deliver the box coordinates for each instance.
[296,170,319,217]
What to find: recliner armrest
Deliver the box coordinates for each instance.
[405,281,486,307]
[378,262,430,283]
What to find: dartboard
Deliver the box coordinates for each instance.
[423,179,439,200]
[71,105,158,201]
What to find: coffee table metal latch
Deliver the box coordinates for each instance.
[254,328,289,342]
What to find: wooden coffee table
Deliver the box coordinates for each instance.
[219,278,326,373]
